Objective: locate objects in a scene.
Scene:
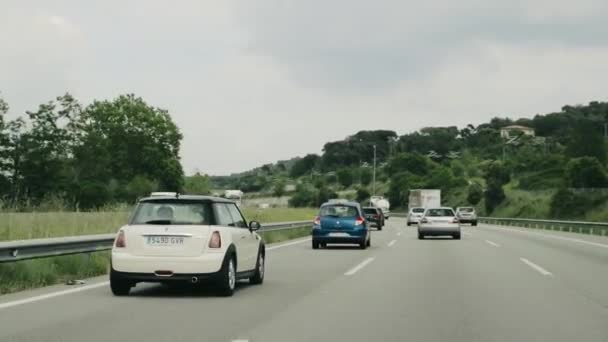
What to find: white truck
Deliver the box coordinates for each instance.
[370,196,391,220]
[408,189,441,210]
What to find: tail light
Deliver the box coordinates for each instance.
[313,216,321,225]
[115,230,126,248]
[355,216,365,226]
[209,231,221,248]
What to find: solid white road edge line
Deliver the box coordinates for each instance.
[520,257,553,276]
[344,257,375,276]
[387,240,397,247]
[0,282,109,311]
[266,237,312,251]
[0,237,312,311]
[485,225,608,249]
[485,240,500,247]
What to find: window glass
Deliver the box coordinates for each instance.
[130,201,213,225]
[320,205,358,217]
[227,203,247,228]
[214,203,235,226]
[425,208,456,217]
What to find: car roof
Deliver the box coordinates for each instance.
[138,195,235,203]
[321,201,360,207]
[425,207,455,211]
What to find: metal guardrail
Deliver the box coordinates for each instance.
[478,217,608,236]
[0,220,311,263]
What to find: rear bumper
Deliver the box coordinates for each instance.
[458,218,477,223]
[110,268,221,283]
[313,236,366,244]
[111,250,224,274]
[312,228,368,244]
[418,224,460,236]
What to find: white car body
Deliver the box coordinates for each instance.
[110,195,264,296]
[406,207,426,226]
[418,207,461,239]
[370,196,390,219]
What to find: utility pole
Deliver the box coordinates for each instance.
[372,145,377,197]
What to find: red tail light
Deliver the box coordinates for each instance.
[209,231,221,248]
[313,216,321,225]
[115,230,126,248]
[355,216,365,226]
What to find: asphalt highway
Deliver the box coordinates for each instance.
[1,218,607,342]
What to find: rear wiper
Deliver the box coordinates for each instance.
[144,220,172,225]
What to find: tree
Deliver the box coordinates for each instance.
[483,161,510,213]
[359,168,373,185]
[550,188,588,218]
[125,175,158,202]
[356,187,371,203]
[79,94,184,197]
[289,184,317,207]
[386,153,430,177]
[317,186,338,206]
[290,154,320,178]
[565,157,607,188]
[184,172,211,195]
[565,120,607,164]
[337,168,354,187]
[467,182,483,205]
[272,178,287,197]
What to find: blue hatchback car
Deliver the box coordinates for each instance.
[312,201,371,249]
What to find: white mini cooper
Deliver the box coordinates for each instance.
[110,194,265,296]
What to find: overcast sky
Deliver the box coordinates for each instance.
[2,1,608,175]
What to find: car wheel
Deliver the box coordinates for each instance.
[453,233,461,240]
[110,276,132,296]
[407,222,411,227]
[359,239,367,249]
[217,254,236,297]
[377,223,383,231]
[249,249,265,285]
[320,243,327,248]
[472,221,478,226]
[367,237,371,247]
[312,240,320,249]
[418,232,424,240]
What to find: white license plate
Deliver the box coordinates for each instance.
[145,236,185,246]
[329,232,350,237]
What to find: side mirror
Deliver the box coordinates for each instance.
[249,221,261,231]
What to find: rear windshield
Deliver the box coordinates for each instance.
[363,208,378,214]
[459,207,474,213]
[412,208,425,213]
[320,205,358,217]
[130,200,214,225]
[425,208,455,217]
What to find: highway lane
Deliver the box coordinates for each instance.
[0,218,607,341]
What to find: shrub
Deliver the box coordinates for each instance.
[565,157,607,188]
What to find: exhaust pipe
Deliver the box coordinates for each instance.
[191,276,199,284]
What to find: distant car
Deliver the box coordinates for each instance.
[110,194,265,297]
[406,207,426,226]
[418,207,461,240]
[370,196,390,220]
[362,207,384,230]
[456,207,478,226]
[312,201,371,249]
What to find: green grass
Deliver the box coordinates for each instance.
[491,188,553,219]
[0,208,316,242]
[0,225,312,295]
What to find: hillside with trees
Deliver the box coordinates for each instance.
[211,101,608,221]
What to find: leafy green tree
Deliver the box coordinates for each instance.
[550,188,589,218]
[386,153,430,177]
[565,120,607,164]
[317,186,338,206]
[483,161,510,213]
[290,154,321,178]
[467,182,483,205]
[289,184,317,207]
[565,157,607,188]
[272,178,287,197]
[337,168,354,187]
[184,172,211,195]
[356,187,371,203]
[359,168,373,185]
[125,176,158,202]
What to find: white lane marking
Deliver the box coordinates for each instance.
[232,340,248,342]
[387,240,397,247]
[0,282,109,311]
[344,257,375,276]
[397,232,402,236]
[485,225,608,249]
[266,237,312,251]
[520,258,553,276]
[0,237,310,311]
[485,240,500,247]
[463,232,473,237]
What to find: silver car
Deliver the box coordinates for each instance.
[456,207,478,226]
[418,207,461,240]
[406,207,425,226]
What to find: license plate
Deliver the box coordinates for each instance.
[329,232,350,237]
[146,236,185,246]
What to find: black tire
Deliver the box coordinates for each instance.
[312,240,320,249]
[320,243,326,248]
[453,233,461,240]
[367,237,371,247]
[217,254,236,297]
[407,222,411,227]
[377,223,383,231]
[249,248,265,285]
[110,276,132,296]
[472,221,478,227]
[359,239,367,249]
[418,232,424,240]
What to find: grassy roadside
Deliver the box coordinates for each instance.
[0,225,311,295]
[0,208,315,242]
